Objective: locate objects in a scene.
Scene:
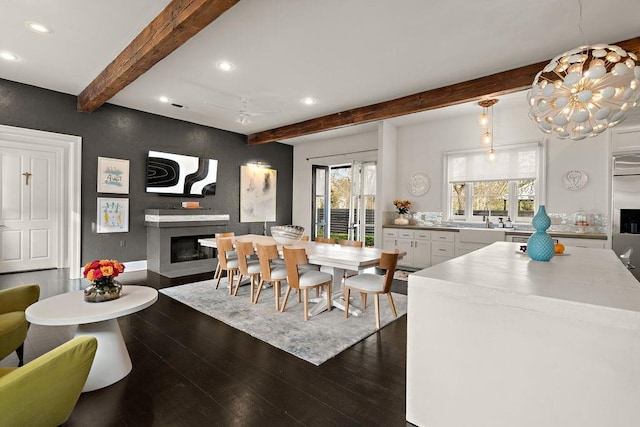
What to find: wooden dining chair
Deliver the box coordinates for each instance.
[215,237,239,294]
[214,232,235,282]
[282,247,333,321]
[339,239,363,248]
[234,241,261,300]
[314,236,336,244]
[343,251,399,329]
[255,244,288,310]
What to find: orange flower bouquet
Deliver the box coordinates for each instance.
[83,259,125,302]
[83,259,125,282]
[393,199,412,214]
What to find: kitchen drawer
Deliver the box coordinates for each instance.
[414,230,431,241]
[398,229,415,239]
[432,241,455,257]
[383,228,399,238]
[431,231,455,243]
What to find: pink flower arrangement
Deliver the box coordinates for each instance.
[393,199,412,214]
[83,259,125,282]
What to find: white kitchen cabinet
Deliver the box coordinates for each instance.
[430,231,456,265]
[455,229,506,257]
[383,228,431,269]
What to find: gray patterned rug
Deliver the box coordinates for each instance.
[160,279,407,365]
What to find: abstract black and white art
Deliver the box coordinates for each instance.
[146,150,218,196]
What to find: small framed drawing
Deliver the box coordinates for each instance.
[97,157,130,194]
[97,198,129,233]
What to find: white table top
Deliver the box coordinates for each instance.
[198,234,404,271]
[26,285,158,326]
[411,241,640,329]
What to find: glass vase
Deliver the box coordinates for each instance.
[393,213,410,225]
[84,277,122,302]
[527,205,555,261]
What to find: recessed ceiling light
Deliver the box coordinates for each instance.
[216,61,234,72]
[301,97,317,105]
[25,21,53,34]
[158,96,170,103]
[0,52,19,61]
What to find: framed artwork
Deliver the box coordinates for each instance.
[97,198,129,233]
[97,157,130,194]
[240,165,277,222]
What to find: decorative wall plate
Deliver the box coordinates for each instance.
[562,170,588,191]
[407,172,431,196]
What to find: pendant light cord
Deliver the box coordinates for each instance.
[577,0,588,45]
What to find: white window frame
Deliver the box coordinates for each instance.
[443,141,546,224]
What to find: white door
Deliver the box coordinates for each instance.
[0,145,58,272]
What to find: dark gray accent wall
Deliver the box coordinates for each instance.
[0,78,293,265]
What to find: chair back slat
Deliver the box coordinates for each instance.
[339,239,363,248]
[235,241,254,274]
[379,251,399,293]
[257,243,279,280]
[215,232,234,238]
[314,237,335,244]
[215,237,234,269]
[282,247,308,290]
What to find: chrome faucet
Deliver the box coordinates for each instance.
[482,215,493,228]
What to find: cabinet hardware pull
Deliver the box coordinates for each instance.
[439,248,446,252]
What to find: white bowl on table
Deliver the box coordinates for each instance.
[271,225,305,245]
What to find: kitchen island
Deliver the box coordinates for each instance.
[407,242,640,427]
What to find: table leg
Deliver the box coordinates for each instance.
[75,319,132,392]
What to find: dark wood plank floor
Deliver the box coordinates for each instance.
[1,269,411,426]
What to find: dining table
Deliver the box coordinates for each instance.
[198,234,404,317]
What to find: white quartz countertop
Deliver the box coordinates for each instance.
[411,242,640,329]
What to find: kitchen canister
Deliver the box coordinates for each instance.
[527,205,555,261]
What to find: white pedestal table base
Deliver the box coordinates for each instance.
[75,319,132,392]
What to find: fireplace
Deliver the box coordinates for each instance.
[171,235,214,263]
[145,209,230,278]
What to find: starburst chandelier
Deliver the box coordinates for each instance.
[527,44,640,141]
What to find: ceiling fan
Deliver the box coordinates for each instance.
[204,97,283,125]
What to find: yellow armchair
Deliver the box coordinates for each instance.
[0,284,40,366]
[0,336,97,426]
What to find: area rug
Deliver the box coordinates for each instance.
[393,270,411,281]
[160,279,407,365]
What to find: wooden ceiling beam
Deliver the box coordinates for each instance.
[248,36,640,145]
[77,0,240,112]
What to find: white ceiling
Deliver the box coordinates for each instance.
[2,0,640,143]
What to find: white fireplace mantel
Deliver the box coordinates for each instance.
[144,209,229,227]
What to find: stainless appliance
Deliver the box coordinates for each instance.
[612,153,640,281]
